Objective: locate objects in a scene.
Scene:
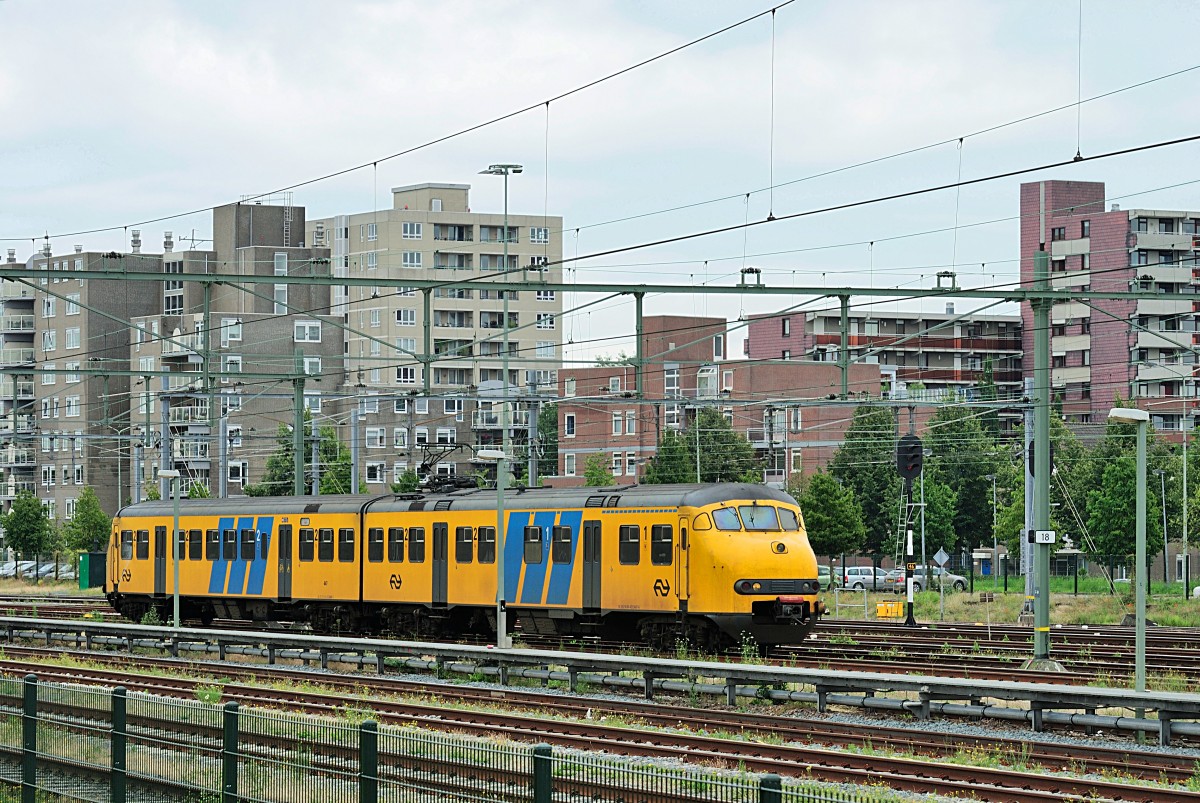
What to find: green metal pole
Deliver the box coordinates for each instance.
[111,686,126,803]
[532,743,552,803]
[1136,421,1147,694]
[359,720,378,803]
[1032,248,1052,660]
[634,292,645,398]
[293,348,305,497]
[22,674,35,803]
[222,700,239,803]
[838,294,849,398]
[759,773,783,803]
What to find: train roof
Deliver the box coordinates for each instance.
[115,483,798,519]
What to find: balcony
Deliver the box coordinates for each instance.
[0,414,36,434]
[0,283,33,300]
[1136,297,1194,317]
[0,379,34,399]
[0,480,36,498]
[894,367,1023,385]
[2,316,34,332]
[812,334,1022,352]
[161,333,202,357]
[169,404,210,424]
[1137,330,1193,350]
[173,441,210,460]
[433,225,473,242]
[471,409,530,430]
[1133,231,1196,251]
[0,448,34,466]
[0,348,34,365]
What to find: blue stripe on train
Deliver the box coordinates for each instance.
[226,517,253,594]
[519,511,556,604]
[208,516,233,594]
[504,511,529,604]
[246,517,273,595]
[544,510,582,605]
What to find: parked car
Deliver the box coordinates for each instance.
[841,566,890,590]
[817,565,839,590]
[886,566,968,593]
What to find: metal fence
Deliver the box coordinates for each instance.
[0,674,890,802]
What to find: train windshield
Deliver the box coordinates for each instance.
[713,507,741,531]
[778,508,801,531]
[738,505,779,531]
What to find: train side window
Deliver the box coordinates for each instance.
[120,531,133,560]
[551,526,573,563]
[318,528,334,562]
[188,530,202,561]
[299,528,315,562]
[136,530,149,560]
[338,528,355,562]
[778,508,800,531]
[205,530,219,561]
[240,529,256,560]
[176,530,187,560]
[523,526,543,564]
[477,526,496,564]
[651,524,673,566]
[387,528,405,563]
[408,527,426,563]
[692,513,712,531]
[455,527,474,564]
[618,525,639,565]
[367,527,384,563]
[223,529,237,561]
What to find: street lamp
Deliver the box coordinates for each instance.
[158,469,182,629]
[985,473,998,588]
[479,163,522,649]
[1154,469,1169,588]
[478,448,510,648]
[1108,407,1149,694]
[1138,361,1191,598]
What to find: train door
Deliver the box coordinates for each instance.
[582,520,601,610]
[432,522,448,606]
[153,525,166,597]
[277,525,292,602]
[675,517,690,604]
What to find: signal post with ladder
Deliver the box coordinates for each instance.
[896,433,923,627]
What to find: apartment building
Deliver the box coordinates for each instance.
[0,249,37,512]
[306,183,563,485]
[555,315,881,485]
[744,307,1023,400]
[1019,180,1200,429]
[129,202,342,499]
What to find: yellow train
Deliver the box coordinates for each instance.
[105,483,824,649]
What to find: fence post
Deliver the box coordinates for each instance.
[21,674,36,803]
[359,720,378,803]
[759,773,782,803]
[222,701,239,803]
[111,686,127,803]
[532,743,552,803]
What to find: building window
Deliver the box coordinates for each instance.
[626,411,636,435]
[365,427,385,448]
[530,227,550,244]
[564,413,576,438]
[65,294,79,315]
[393,428,408,448]
[1081,220,1090,238]
[273,253,288,313]
[366,462,387,483]
[396,367,417,384]
[535,341,556,359]
[564,453,576,476]
[402,222,422,239]
[303,357,321,376]
[1051,259,1066,273]
[294,321,321,342]
[782,318,790,337]
[536,290,555,302]
[366,223,377,241]
[536,313,555,330]
[65,362,80,383]
[41,297,55,318]
[220,318,242,346]
[1161,218,1176,234]
[436,427,456,445]
[402,251,422,269]
[359,394,379,414]
[713,334,724,360]
[370,309,381,328]
[1135,217,1149,232]
[782,350,791,360]
[1132,250,1149,266]
[365,252,378,270]
[611,452,622,476]
[41,331,55,352]
[396,309,416,327]
[1050,226,1065,241]
[626,452,637,478]
[612,412,622,436]
[65,396,80,417]
[303,393,321,412]
[222,355,242,378]
[415,428,429,446]
[42,364,55,385]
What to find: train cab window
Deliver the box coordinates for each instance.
[338,528,355,562]
[523,526,543,564]
[738,505,779,531]
[618,525,640,565]
[778,508,800,531]
[188,530,202,561]
[299,528,315,562]
[205,530,219,561]
[551,526,573,563]
[120,531,133,560]
[477,526,496,564]
[367,528,384,563]
[387,528,404,563]
[135,530,149,560]
[455,527,474,564]
[318,528,334,562]
[223,530,237,561]
[692,513,712,531]
[650,524,673,566]
[240,529,256,560]
[408,528,426,563]
[713,508,741,531]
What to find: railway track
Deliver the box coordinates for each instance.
[6,647,1200,801]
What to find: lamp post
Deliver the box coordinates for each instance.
[1139,361,1191,598]
[1155,468,1168,589]
[985,473,997,588]
[158,469,182,629]
[1109,407,1149,694]
[479,163,522,649]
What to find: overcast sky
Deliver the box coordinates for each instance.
[3,0,1200,361]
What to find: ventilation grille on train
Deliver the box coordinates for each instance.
[585,495,606,508]
[434,500,453,511]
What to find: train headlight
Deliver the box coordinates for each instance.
[739,581,753,593]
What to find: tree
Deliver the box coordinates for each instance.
[536,402,558,481]
[1,491,51,574]
[643,430,694,484]
[643,408,760,484]
[918,476,958,557]
[828,406,900,557]
[391,469,420,493]
[796,470,865,557]
[925,405,997,554]
[244,415,354,496]
[186,482,210,499]
[63,487,110,553]
[976,358,1000,439]
[594,351,635,366]
[583,453,615,486]
[1085,456,1164,561]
